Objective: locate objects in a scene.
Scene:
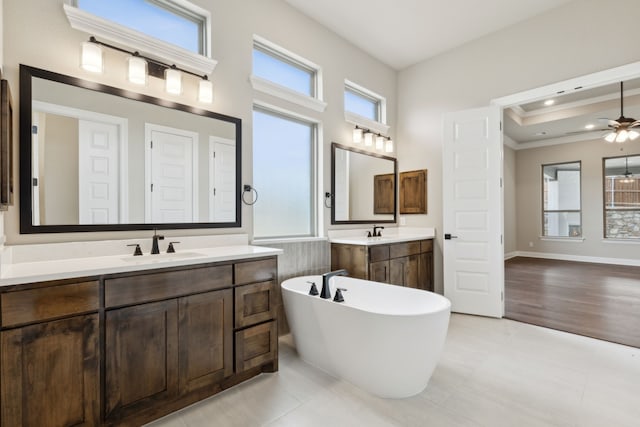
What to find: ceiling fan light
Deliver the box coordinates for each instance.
[616,129,628,143]
[629,130,640,140]
[605,132,617,143]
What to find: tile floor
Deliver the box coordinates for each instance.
[147,314,640,427]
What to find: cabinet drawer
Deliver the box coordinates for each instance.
[389,241,421,258]
[235,320,277,372]
[235,281,276,329]
[105,265,232,308]
[369,245,390,262]
[421,239,433,253]
[234,258,277,285]
[1,281,99,327]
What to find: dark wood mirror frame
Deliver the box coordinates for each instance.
[19,65,242,233]
[331,142,397,225]
[0,74,13,210]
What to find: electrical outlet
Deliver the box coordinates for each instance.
[400,216,406,226]
[528,241,534,248]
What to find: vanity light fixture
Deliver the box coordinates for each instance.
[385,138,394,153]
[364,131,374,147]
[165,66,182,95]
[81,40,103,73]
[80,37,213,102]
[375,134,385,150]
[353,126,363,143]
[127,54,147,85]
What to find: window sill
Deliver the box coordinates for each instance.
[345,111,390,135]
[250,75,327,112]
[251,236,328,245]
[539,236,585,243]
[602,238,640,244]
[63,4,217,75]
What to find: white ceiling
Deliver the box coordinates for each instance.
[284,0,572,70]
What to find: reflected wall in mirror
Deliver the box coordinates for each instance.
[331,142,396,224]
[20,65,241,233]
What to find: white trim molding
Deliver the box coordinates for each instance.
[250,75,327,112]
[539,236,585,243]
[63,3,217,75]
[511,250,640,267]
[344,111,390,135]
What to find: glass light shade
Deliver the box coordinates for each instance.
[616,129,629,143]
[385,139,394,153]
[81,41,103,73]
[198,78,213,103]
[375,135,384,150]
[604,132,616,143]
[127,56,147,85]
[353,128,363,143]
[629,130,640,140]
[364,132,374,146]
[165,68,182,95]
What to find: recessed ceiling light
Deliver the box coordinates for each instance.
[535,131,547,136]
[544,99,555,106]
[585,124,595,130]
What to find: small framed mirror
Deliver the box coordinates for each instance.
[331,142,397,224]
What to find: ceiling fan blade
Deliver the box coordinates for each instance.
[629,120,640,128]
[565,128,610,135]
[597,118,620,127]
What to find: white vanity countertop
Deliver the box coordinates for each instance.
[328,227,435,246]
[0,236,282,287]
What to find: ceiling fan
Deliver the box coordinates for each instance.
[600,81,640,143]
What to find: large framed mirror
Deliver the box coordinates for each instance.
[19,65,241,233]
[331,142,397,224]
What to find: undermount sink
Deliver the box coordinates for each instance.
[121,252,205,262]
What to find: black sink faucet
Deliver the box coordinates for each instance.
[151,229,164,255]
[321,269,348,299]
[373,225,385,237]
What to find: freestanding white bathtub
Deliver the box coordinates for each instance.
[281,275,451,398]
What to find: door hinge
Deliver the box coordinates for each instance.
[213,151,216,158]
[213,187,216,196]
[500,178,503,188]
[500,121,502,131]
[32,177,38,186]
[501,291,504,301]
[151,183,154,192]
[501,234,503,244]
[32,125,38,134]
[150,140,153,149]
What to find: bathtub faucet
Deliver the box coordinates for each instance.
[321,269,348,299]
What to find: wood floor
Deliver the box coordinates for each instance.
[505,257,640,348]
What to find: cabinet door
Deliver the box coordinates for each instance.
[1,314,99,427]
[178,289,233,394]
[389,255,420,287]
[331,244,367,279]
[369,260,389,283]
[105,300,179,422]
[419,252,434,291]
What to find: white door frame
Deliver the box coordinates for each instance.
[31,101,129,222]
[144,123,199,223]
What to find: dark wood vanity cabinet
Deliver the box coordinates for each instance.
[0,256,278,427]
[0,280,101,427]
[332,239,434,291]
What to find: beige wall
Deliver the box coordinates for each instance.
[398,0,640,292]
[516,139,640,260]
[2,0,396,244]
[503,145,517,255]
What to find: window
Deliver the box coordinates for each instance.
[344,80,386,124]
[542,162,581,237]
[252,107,317,239]
[75,0,207,55]
[604,155,640,239]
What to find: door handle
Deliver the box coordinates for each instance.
[444,233,458,240]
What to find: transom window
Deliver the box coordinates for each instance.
[603,155,640,239]
[75,0,206,54]
[252,107,317,239]
[252,40,318,98]
[344,80,385,123]
[542,162,582,237]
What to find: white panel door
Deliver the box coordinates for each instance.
[209,137,236,222]
[442,106,504,318]
[78,120,120,224]
[333,148,350,221]
[146,124,198,223]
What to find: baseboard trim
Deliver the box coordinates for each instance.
[507,250,640,267]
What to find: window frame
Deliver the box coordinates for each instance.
[251,103,320,240]
[602,154,640,240]
[250,36,327,113]
[344,79,389,135]
[63,0,216,75]
[541,161,582,238]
